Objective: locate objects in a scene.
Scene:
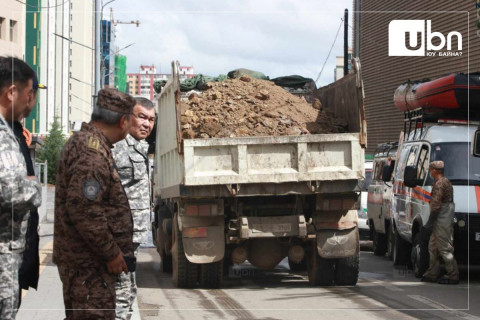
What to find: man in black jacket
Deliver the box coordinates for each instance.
[8,73,46,303]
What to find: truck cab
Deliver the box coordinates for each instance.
[390,121,480,276]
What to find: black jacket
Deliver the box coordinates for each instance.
[8,121,40,290]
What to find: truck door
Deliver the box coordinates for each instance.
[393,144,417,237]
[412,144,432,227]
[368,159,384,233]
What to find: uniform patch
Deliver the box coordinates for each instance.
[0,151,19,170]
[87,137,100,150]
[83,180,100,200]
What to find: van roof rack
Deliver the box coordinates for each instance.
[403,108,424,141]
[375,142,398,157]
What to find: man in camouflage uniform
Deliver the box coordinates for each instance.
[113,97,155,320]
[0,56,42,319]
[422,160,459,284]
[53,88,136,320]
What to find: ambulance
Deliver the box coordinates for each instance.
[387,73,480,277]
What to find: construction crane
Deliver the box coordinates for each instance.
[110,8,140,27]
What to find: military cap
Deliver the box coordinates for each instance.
[96,88,136,114]
[429,161,444,169]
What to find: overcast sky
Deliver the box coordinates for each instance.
[107,0,353,87]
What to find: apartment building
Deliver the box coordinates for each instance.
[0,1,25,58]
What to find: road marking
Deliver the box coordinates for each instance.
[408,295,479,319]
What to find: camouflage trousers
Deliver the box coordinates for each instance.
[115,243,140,320]
[0,252,22,320]
[57,265,118,320]
[423,203,459,281]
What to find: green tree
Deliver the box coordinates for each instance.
[36,118,66,185]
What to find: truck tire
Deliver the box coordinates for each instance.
[334,253,359,286]
[307,243,334,286]
[386,225,394,261]
[372,230,388,256]
[199,261,223,289]
[411,232,429,278]
[172,218,198,288]
[288,257,307,272]
[392,227,410,267]
[160,249,172,273]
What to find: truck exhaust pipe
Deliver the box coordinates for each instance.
[288,245,305,264]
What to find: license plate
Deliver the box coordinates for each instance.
[476,232,480,241]
[252,223,292,233]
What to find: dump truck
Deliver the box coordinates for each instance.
[152,59,367,288]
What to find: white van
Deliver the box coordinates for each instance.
[358,160,373,240]
[367,143,397,257]
[390,122,480,277]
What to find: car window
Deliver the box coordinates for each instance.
[406,145,419,166]
[416,145,430,183]
[394,145,411,181]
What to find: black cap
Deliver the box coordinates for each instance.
[33,72,47,90]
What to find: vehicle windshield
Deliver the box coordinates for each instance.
[431,142,480,185]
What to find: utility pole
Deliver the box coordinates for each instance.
[95,0,101,97]
[344,9,348,77]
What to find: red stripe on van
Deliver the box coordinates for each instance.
[475,186,480,213]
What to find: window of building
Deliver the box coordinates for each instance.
[0,17,4,40]
[10,20,17,43]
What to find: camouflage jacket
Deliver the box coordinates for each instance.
[0,112,41,254]
[53,122,133,269]
[113,134,151,210]
[430,176,454,214]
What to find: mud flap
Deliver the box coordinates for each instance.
[316,227,359,259]
[181,216,225,264]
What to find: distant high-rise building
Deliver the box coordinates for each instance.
[127,64,195,100]
[334,48,353,82]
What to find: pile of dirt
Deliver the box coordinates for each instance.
[180,76,347,139]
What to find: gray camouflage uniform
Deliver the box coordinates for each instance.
[0,112,41,319]
[112,134,151,320]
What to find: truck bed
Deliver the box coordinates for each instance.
[154,61,366,199]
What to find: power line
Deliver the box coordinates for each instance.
[15,0,70,9]
[315,17,344,85]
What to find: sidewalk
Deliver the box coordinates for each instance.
[16,186,141,320]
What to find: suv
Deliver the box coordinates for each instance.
[390,122,480,277]
[367,143,397,257]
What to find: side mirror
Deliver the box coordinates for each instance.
[473,129,480,157]
[404,165,421,188]
[382,165,393,182]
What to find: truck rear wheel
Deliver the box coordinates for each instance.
[199,261,223,289]
[392,227,410,267]
[288,257,307,272]
[372,230,388,256]
[307,242,334,286]
[411,232,429,278]
[172,217,198,288]
[334,254,359,286]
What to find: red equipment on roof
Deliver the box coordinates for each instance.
[394,73,480,116]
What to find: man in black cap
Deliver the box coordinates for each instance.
[10,72,47,304]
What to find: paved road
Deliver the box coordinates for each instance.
[16,186,480,320]
[134,244,480,320]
